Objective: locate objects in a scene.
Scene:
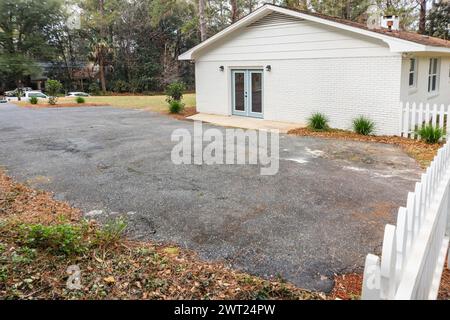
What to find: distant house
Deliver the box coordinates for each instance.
[179,4,450,135]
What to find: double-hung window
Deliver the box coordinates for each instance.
[408,58,417,88]
[428,58,440,94]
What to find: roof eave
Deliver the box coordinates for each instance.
[178,4,450,60]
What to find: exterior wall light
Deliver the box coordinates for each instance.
[266,65,271,71]
[219,66,224,71]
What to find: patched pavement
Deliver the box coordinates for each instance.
[0,103,422,292]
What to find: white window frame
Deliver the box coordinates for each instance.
[408,58,417,88]
[427,58,440,96]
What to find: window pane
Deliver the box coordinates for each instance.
[432,75,437,91]
[251,73,262,113]
[409,73,414,86]
[410,59,415,72]
[234,73,245,111]
[433,59,438,73]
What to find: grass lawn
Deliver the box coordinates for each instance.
[83,94,196,111]
[13,93,196,113]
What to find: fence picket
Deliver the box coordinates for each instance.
[432,103,438,127]
[411,102,417,138]
[400,102,449,140]
[439,104,445,138]
[418,103,424,133]
[404,102,410,137]
[380,225,397,299]
[362,134,450,300]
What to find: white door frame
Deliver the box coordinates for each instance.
[231,69,263,118]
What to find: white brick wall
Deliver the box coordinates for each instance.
[195,55,403,135]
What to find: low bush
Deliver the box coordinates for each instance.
[20,223,89,256]
[95,217,127,246]
[352,116,375,135]
[76,96,85,104]
[112,80,129,93]
[165,81,186,102]
[168,99,185,114]
[88,83,100,95]
[307,112,329,131]
[45,79,63,105]
[416,125,444,144]
[29,96,38,104]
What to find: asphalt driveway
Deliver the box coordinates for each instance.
[0,103,421,292]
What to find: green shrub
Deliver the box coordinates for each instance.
[20,223,89,255]
[307,112,329,131]
[76,96,85,104]
[88,83,100,95]
[29,96,38,104]
[45,79,63,105]
[168,99,185,114]
[165,81,186,102]
[95,217,127,246]
[416,125,444,144]
[353,116,375,135]
[112,80,129,93]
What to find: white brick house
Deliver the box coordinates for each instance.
[179,4,450,135]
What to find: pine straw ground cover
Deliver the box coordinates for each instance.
[0,171,323,300]
[288,127,441,168]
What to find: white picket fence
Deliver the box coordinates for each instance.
[362,139,450,300]
[400,102,450,140]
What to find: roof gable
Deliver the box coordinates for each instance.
[179,4,450,60]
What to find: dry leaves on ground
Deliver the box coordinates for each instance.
[0,170,322,300]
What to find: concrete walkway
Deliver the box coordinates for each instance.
[187,113,304,133]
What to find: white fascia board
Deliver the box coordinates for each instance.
[422,46,450,54]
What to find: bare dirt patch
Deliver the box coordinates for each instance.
[288,127,441,168]
[0,170,322,300]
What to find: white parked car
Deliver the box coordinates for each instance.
[66,92,90,97]
[25,91,49,100]
[5,91,48,102]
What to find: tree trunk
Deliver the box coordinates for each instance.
[99,55,106,92]
[418,0,427,34]
[99,0,107,92]
[231,0,238,23]
[199,0,207,41]
[345,0,351,19]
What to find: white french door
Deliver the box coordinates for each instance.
[231,69,263,118]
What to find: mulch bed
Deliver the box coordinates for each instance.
[0,170,323,300]
[288,127,441,168]
[167,106,198,120]
[329,267,449,300]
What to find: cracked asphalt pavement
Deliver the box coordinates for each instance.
[0,103,422,292]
